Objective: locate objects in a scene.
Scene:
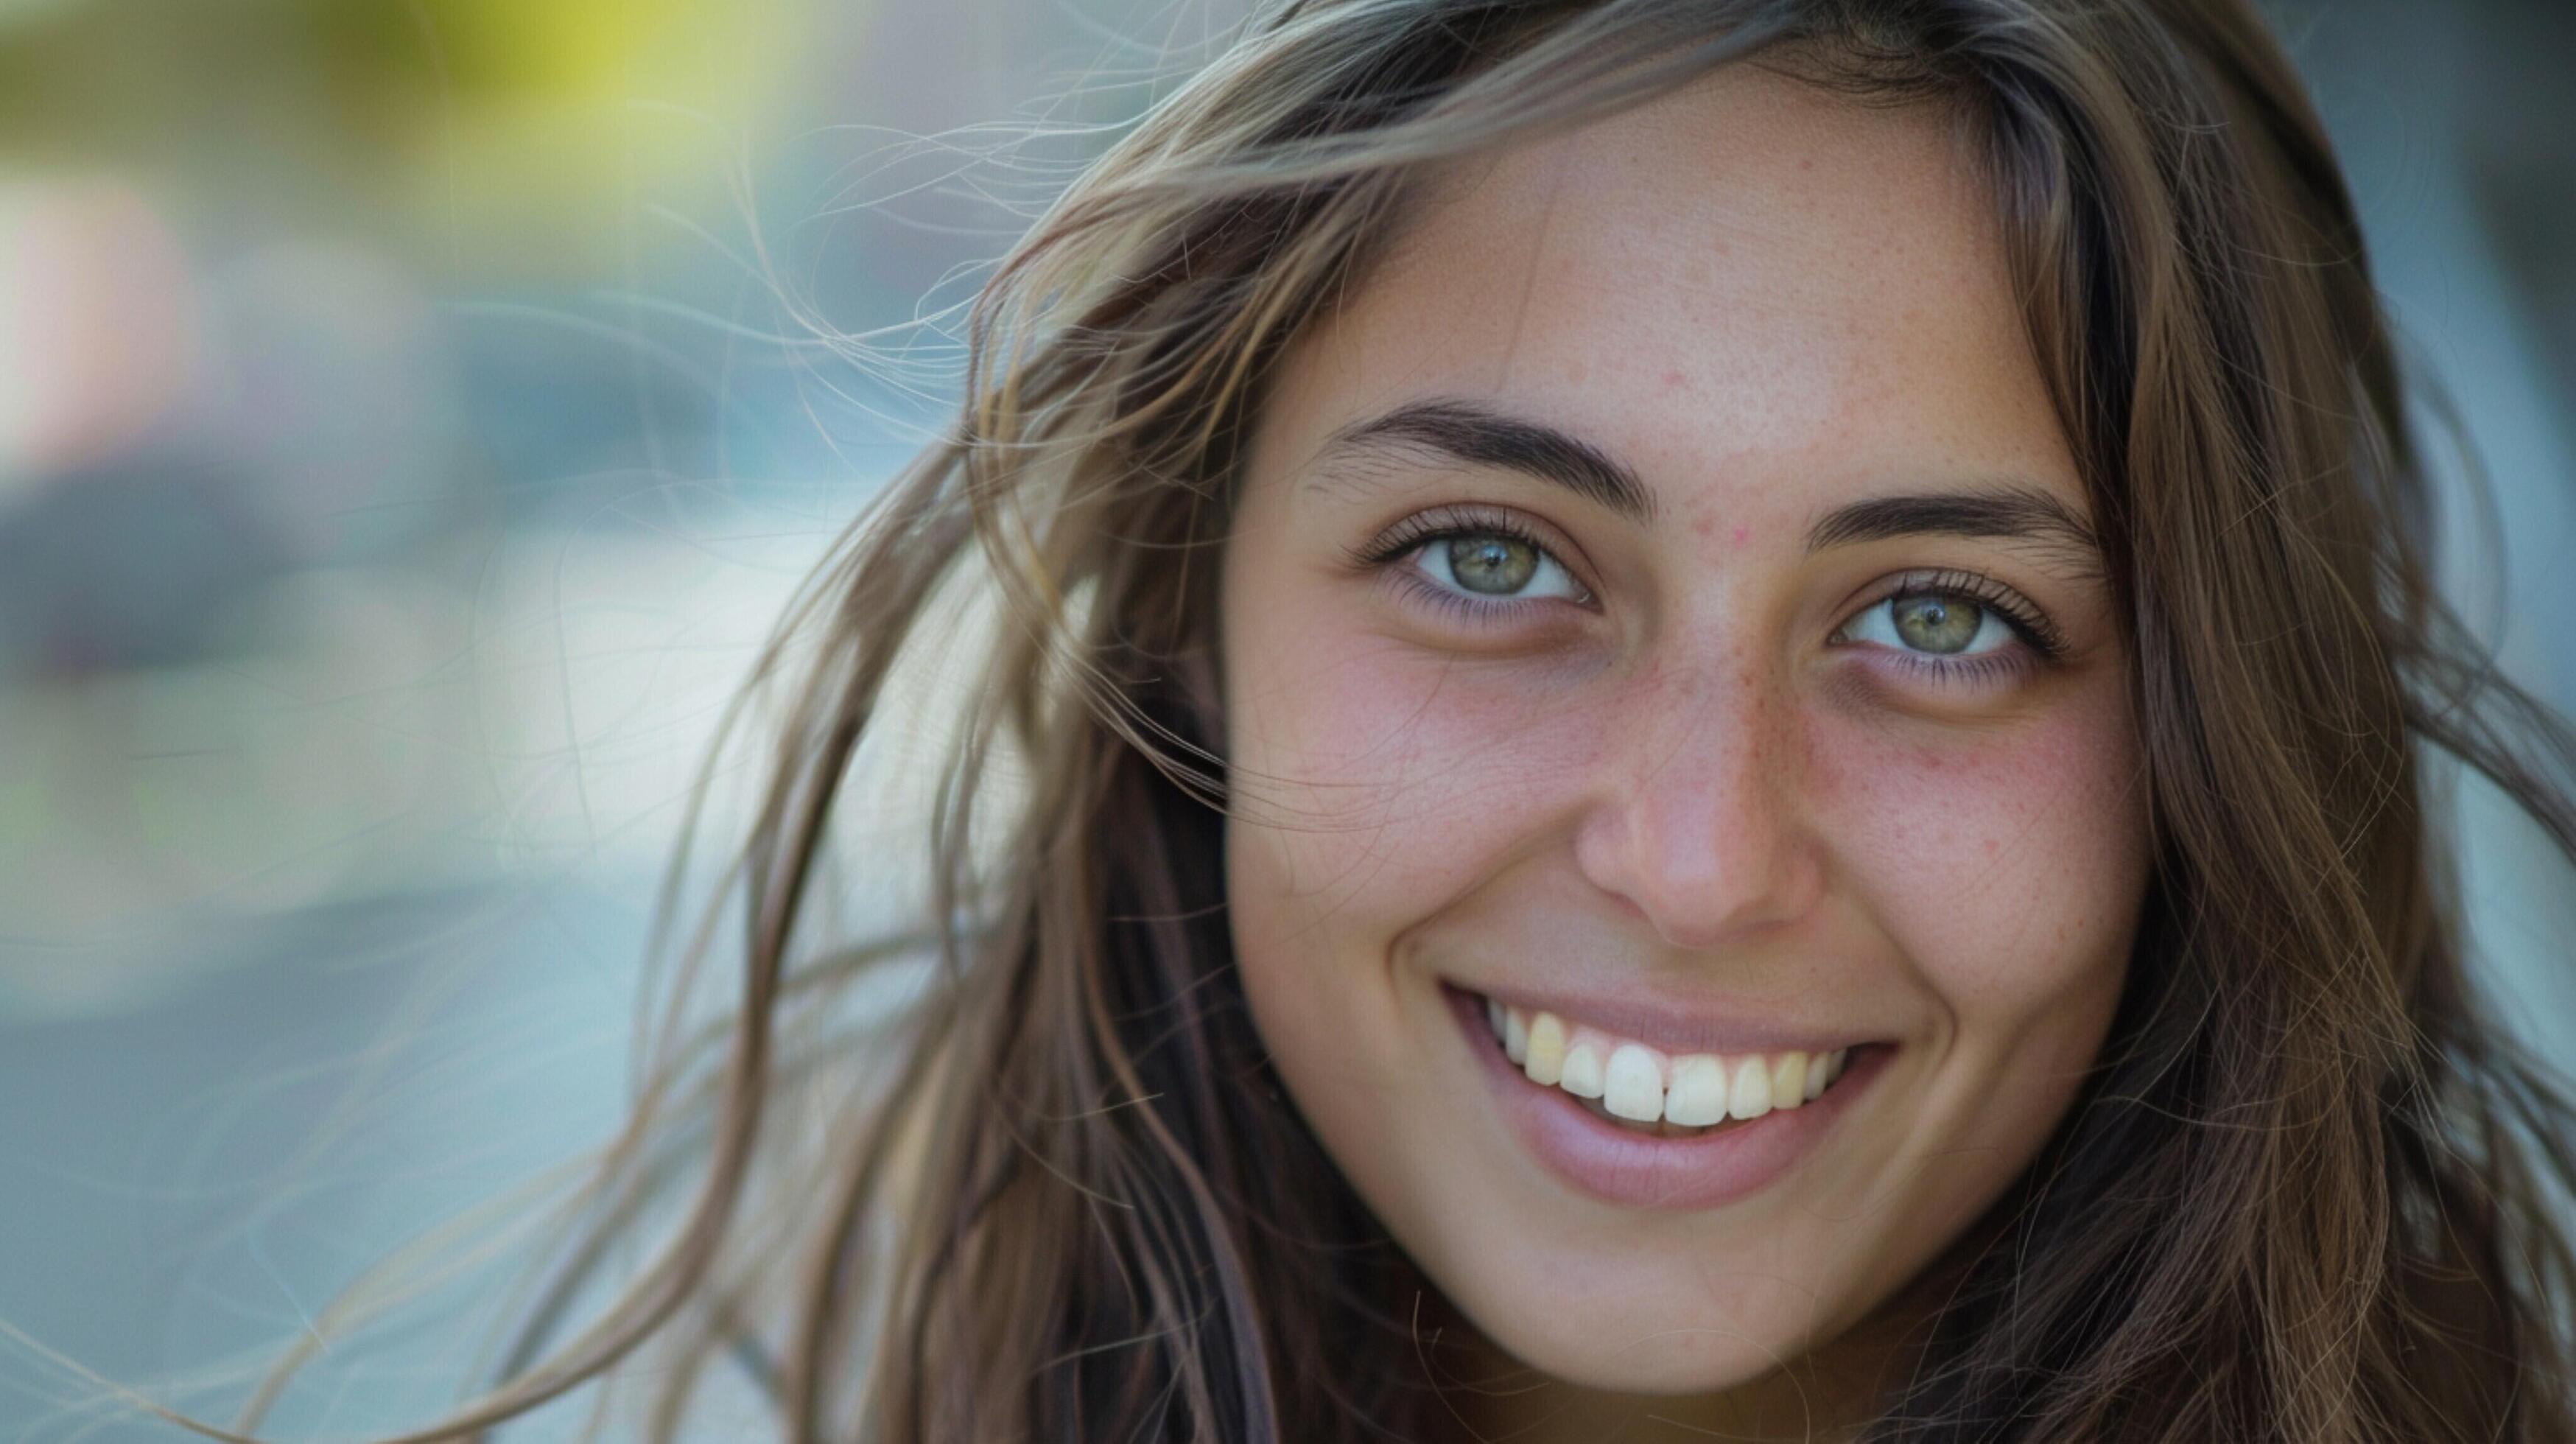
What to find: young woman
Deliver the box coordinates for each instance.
[196,0,2576,1439]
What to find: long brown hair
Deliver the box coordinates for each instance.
[166,0,2576,1439]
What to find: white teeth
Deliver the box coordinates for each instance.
[1481,996,1859,1129]
[1769,1052,1808,1111]
[1559,1042,1606,1098]
[1523,1012,1566,1087]
[1663,1054,1730,1126]
[1727,1055,1774,1120]
[1602,1044,1663,1122]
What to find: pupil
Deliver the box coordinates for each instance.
[1893,595,1981,653]
[1447,535,1537,595]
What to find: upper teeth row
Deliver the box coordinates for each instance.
[1484,999,1850,1126]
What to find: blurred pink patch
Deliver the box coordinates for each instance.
[0,180,201,491]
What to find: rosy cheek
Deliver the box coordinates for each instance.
[1226,615,1599,913]
[1804,689,2148,1013]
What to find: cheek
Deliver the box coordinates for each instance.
[1219,590,1615,1128]
[1221,607,1597,933]
[1808,688,2149,1028]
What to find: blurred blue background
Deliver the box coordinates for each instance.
[0,0,2569,1438]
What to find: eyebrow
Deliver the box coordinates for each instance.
[1313,399,1660,524]
[1805,486,2101,571]
[1312,397,2100,572]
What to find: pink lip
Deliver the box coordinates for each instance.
[1442,983,1884,1212]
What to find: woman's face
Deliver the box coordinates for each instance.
[1217,66,2152,1403]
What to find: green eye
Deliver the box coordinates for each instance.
[1445,535,1539,595]
[1411,528,1584,603]
[1889,594,1983,654]
[1841,590,2016,658]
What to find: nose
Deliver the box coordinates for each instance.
[1570,656,1825,952]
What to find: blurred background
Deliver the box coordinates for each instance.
[0,0,2569,1437]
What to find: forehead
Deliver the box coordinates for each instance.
[1259,63,2081,527]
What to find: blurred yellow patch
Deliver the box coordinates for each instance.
[318,0,770,102]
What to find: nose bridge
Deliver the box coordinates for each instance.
[1574,648,1817,950]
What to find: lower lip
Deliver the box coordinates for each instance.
[1442,984,1884,1212]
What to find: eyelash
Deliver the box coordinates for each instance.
[1853,568,2070,663]
[1349,511,2069,674]
[1345,505,1592,627]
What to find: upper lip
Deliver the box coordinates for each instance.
[1448,978,1881,1056]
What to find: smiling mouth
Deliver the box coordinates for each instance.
[1461,989,1863,1140]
